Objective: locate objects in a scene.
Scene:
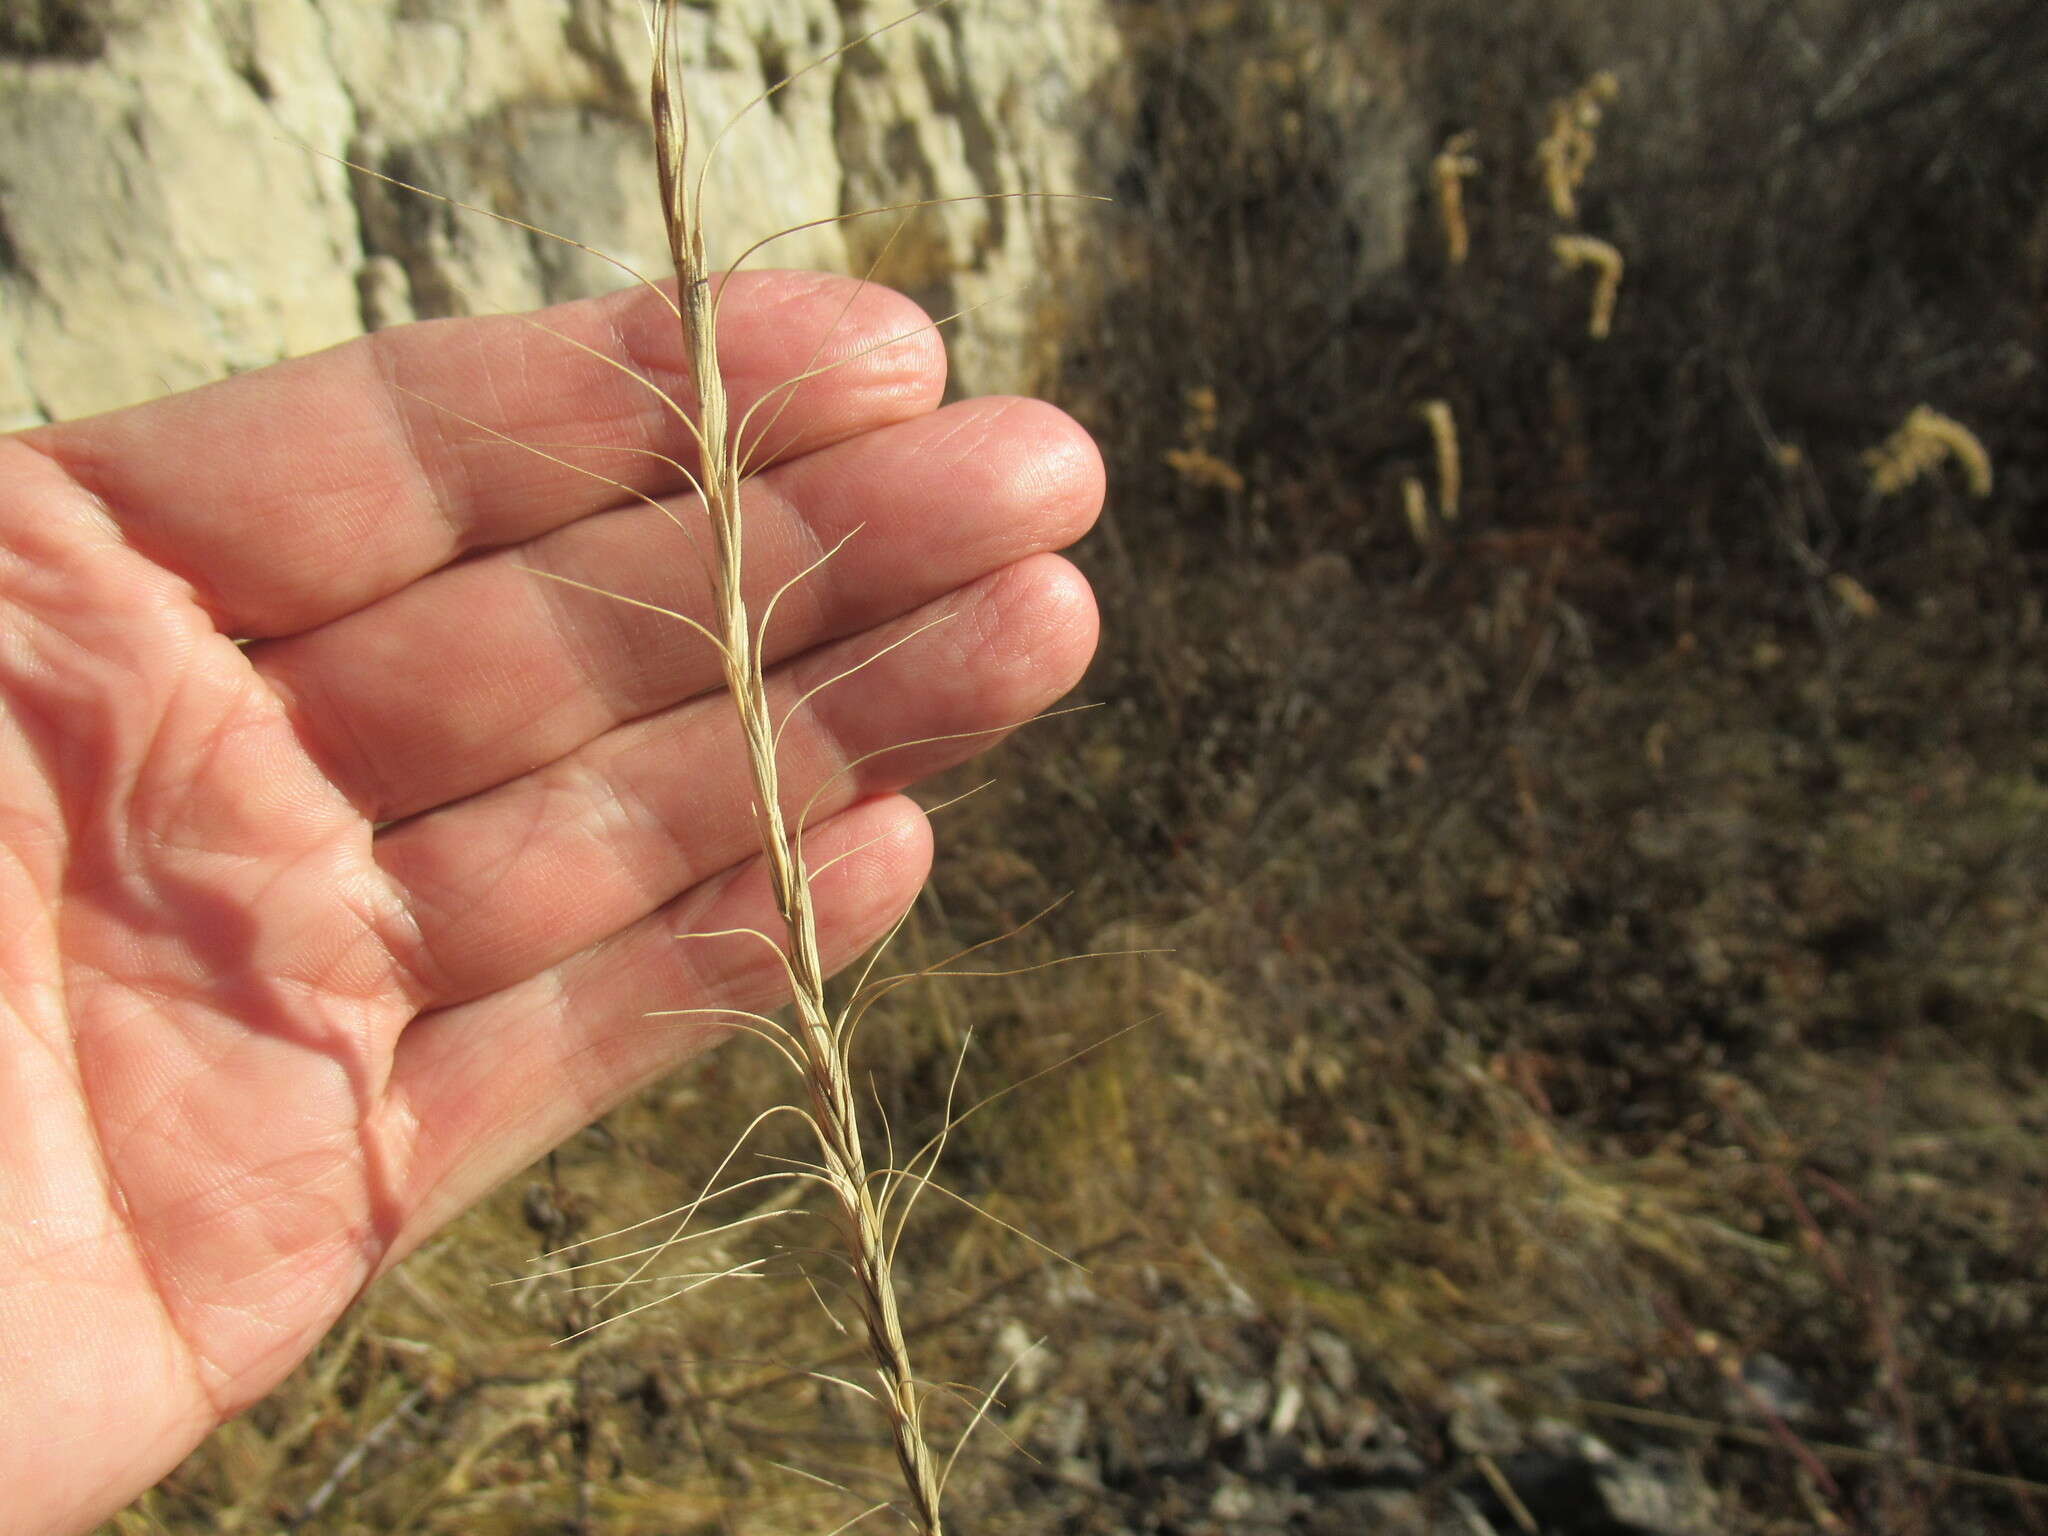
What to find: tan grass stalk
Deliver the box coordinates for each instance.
[1552,233,1624,340]
[1432,131,1480,266]
[1418,398,1461,521]
[644,6,946,1528]
[1536,70,1619,221]
[1863,404,1994,498]
[1401,474,1433,547]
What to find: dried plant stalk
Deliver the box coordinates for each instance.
[1864,403,1994,498]
[1418,398,1461,521]
[1401,474,1433,547]
[647,7,945,1529]
[1553,233,1624,340]
[1536,69,1619,221]
[1432,131,1479,266]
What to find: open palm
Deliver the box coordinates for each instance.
[0,272,1101,1536]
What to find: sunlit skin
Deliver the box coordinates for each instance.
[0,271,1103,1536]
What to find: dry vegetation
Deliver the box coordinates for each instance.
[109,0,2048,1533]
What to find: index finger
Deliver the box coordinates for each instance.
[19,271,945,637]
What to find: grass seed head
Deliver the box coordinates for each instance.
[1402,474,1433,547]
[1552,233,1624,340]
[1864,404,1994,498]
[1536,70,1620,221]
[1419,398,1461,521]
[1433,130,1480,266]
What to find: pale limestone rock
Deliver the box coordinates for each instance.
[0,0,364,425]
[0,0,1124,430]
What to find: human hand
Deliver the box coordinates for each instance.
[0,272,1101,1535]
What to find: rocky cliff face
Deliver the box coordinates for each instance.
[0,0,1123,428]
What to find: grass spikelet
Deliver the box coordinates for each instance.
[1418,398,1461,521]
[1536,69,1619,221]
[1401,474,1433,548]
[638,5,954,1528]
[1552,233,1624,340]
[1164,384,1246,493]
[1432,130,1480,266]
[1863,403,1994,498]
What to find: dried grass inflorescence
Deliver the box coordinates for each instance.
[1165,384,1246,493]
[1535,69,1618,221]
[638,7,959,1528]
[1400,474,1433,548]
[1863,404,1994,499]
[1418,398,1461,522]
[1432,130,1480,267]
[1552,233,1624,340]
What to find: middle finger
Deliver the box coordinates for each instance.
[256,396,1102,821]
[372,553,1097,1010]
